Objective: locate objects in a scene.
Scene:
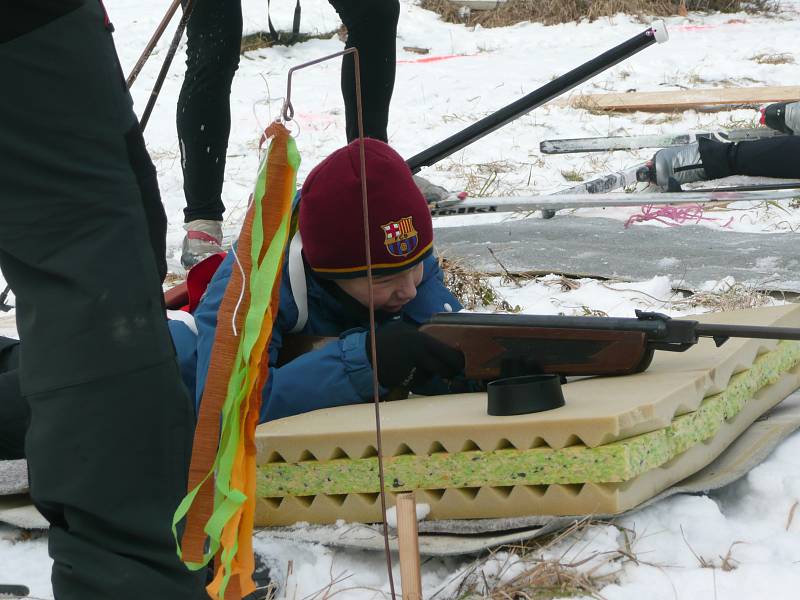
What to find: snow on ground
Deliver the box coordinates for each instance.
[113,0,800,266]
[2,0,800,597]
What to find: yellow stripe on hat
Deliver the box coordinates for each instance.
[312,241,433,274]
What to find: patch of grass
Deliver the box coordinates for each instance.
[440,257,519,311]
[420,0,779,28]
[674,281,775,312]
[440,158,523,197]
[718,114,762,129]
[240,29,340,53]
[439,519,628,599]
[750,52,796,65]
[642,113,683,125]
[687,72,711,85]
[560,168,585,182]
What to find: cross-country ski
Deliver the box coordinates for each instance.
[540,127,784,154]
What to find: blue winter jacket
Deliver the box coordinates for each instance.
[169,246,462,424]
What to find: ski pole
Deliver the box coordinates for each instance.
[139,0,197,131]
[126,0,183,89]
[406,21,669,173]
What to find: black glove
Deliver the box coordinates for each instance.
[365,321,465,389]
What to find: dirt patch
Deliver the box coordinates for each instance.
[750,52,796,65]
[240,29,340,53]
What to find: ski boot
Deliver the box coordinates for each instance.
[413,175,450,204]
[181,219,223,270]
[761,101,800,135]
[649,142,707,189]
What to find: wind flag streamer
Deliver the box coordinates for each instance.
[173,122,300,599]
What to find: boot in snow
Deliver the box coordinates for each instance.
[652,142,707,189]
[761,101,800,135]
[413,175,450,204]
[181,219,223,270]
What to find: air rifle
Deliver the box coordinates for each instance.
[419,310,800,380]
[275,310,800,380]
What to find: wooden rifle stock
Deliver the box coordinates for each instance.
[275,326,656,379]
[419,323,655,379]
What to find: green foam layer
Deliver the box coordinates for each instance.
[258,341,800,497]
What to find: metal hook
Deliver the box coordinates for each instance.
[281,47,358,122]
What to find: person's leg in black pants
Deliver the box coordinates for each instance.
[0,3,204,598]
[177,0,242,269]
[330,0,400,143]
[0,338,26,461]
[699,135,800,180]
[178,0,242,225]
[328,0,451,202]
[653,134,800,187]
[177,0,404,267]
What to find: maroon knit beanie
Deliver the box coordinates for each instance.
[299,138,433,279]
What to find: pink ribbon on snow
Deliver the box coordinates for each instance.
[624,204,734,229]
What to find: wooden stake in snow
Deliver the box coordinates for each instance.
[396,493,423,600]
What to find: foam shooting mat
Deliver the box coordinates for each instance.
[260,391,800,556]
[254,304,800,526]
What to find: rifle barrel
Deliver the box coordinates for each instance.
[406,23,667,173]
[428,312,667,335]
[697,323,800,341]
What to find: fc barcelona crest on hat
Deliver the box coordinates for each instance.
[381,216,419,258]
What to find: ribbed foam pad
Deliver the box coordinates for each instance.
[257,342,800,498]
[255,304,800,525]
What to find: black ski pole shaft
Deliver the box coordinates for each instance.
[0,284,11,312]
[126,0,183,89]
[140,0,196,131]
[406,21,669,174]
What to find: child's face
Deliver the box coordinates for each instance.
[335,262,424,313]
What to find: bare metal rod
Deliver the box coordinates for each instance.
[280,48,357,123]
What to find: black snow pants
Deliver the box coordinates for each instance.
[699,135,800,180]
[0,338,25,460]
[0,3,204,598]
[177,0,400,223]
